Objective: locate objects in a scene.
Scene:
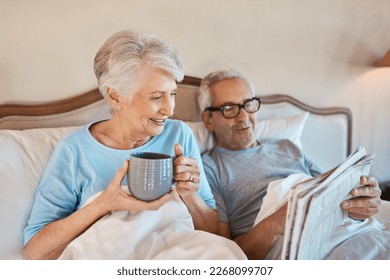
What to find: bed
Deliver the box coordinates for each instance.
[0,75,388,260]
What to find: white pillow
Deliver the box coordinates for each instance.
[184,121,215,154]
[254,112,309,148]
[0,126,79,259]
[185,112,309,154]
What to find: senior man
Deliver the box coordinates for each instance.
[199,68,382,259]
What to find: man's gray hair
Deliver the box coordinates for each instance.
[198,68,255,112]
[94,30,184,98]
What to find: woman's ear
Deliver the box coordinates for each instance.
[201,111,214,132]
[106,87,122,111]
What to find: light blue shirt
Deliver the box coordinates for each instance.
[24,119,215,245]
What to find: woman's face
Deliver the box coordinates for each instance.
[118,68,177,139]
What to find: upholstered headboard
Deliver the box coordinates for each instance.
[0,76,351,171]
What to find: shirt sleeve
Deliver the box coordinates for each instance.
[304,154,323,176]
[180,123,216,209]
[23,142,79,245]
[201,153,229,224]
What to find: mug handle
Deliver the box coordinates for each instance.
[171,156,178,185]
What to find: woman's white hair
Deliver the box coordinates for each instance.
[94,30,184,98]
[198,68,255,112]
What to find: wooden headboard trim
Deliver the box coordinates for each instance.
[0,76,201,119]
[0,89,102,119]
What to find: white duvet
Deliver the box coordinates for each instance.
[254,174,390,260]
[58,187,246,260]
[58,177,390,260]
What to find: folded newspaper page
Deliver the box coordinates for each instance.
[281,146,375,260]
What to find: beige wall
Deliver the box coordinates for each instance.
[1,0,389,182]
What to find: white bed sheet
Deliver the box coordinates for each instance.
[58,187,247,260]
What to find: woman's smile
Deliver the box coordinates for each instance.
[149,117,167,126]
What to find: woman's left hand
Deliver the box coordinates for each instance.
[341,176,382,220]
[173,144,200,199]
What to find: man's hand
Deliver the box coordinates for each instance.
[341,176,382,220]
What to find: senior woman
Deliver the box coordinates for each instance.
[23,30,218,259]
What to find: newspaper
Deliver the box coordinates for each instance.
[281,146,375,260]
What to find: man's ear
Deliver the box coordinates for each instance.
[201,111,214,132]
[106,87,122,111]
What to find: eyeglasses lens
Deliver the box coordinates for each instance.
[222,105,238,118]
[222,99,260,118]
[244,99,260,113]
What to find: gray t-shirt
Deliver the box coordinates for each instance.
[202,138,321,239]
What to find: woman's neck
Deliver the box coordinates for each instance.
[89,119,152,150]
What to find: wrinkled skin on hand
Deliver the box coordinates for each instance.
[341,176,382,220]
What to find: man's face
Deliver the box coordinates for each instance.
[202,78,257,150]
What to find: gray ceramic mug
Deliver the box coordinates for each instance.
[127,152,173,201]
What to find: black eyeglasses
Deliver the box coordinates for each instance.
[205,97,262,119]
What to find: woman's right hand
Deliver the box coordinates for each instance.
[97,160,173,215]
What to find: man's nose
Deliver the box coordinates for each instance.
[236,106,249,121]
